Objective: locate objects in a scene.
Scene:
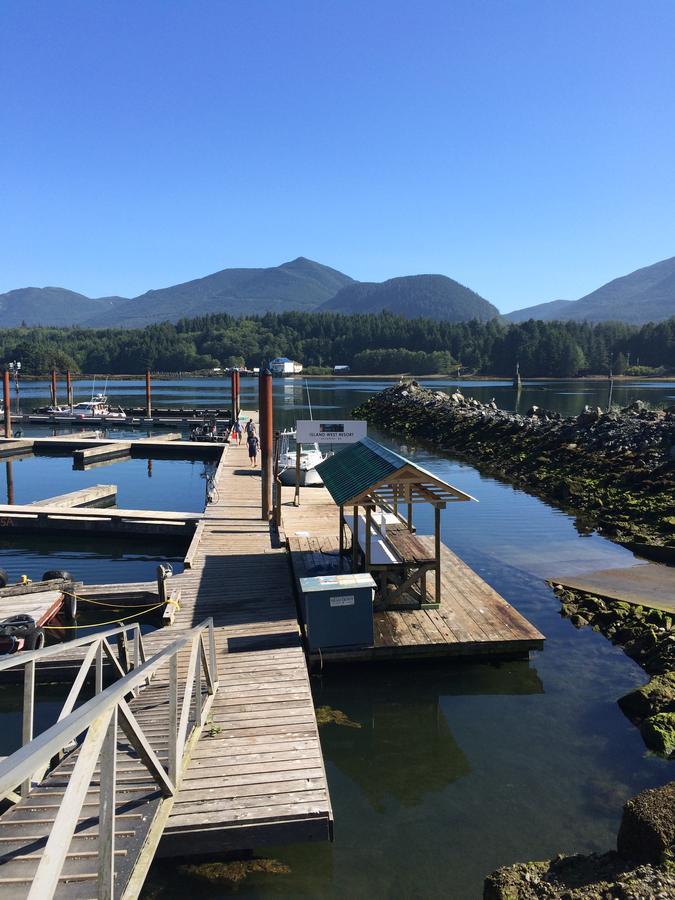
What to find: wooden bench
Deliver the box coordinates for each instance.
[343,514,439,610]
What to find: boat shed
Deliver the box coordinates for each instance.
[315,437,476,608]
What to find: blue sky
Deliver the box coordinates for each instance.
[1,0,674,312]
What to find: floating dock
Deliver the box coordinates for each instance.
[31,484,117,509]
[0,504,201,537]
[0,425,545,892]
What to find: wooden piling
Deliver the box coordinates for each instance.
[66,370,73,407]
[51,368,57,406]
[259,369,273,519]
[3,369,11,438]
[146,369,152,418]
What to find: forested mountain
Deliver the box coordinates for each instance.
[504,299,572,323]
[0,288,126,327]
[320,274,499,322]
[508,256,675,324]
[85,257,354,328]
[1,311,672,377]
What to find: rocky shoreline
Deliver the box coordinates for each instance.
[355,383,675,896]
[353,382,675,551]
[484,782,675,899]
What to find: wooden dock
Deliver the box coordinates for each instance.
[279,481,544,664]
[0,426,547,889]
[0,504,201,538]
[31,484,117,509]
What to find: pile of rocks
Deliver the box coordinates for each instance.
[484,782,675,899]
[354,383,675,550]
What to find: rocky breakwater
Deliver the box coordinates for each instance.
[484,782,675,899]
[353,382,675,551]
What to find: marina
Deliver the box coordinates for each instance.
[0,377,670,898]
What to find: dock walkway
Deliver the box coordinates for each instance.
[143,441,333,854]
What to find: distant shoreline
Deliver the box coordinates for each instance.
[14,372,675,383]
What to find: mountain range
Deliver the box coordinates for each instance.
[504,255,675,325]
[1,254,673,328]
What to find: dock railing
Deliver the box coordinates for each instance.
[0,618,218,899]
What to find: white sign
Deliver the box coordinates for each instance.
[330,595,355,607]
[296,420,367,444]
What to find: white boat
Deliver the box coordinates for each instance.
[71,399,126,420]
[277,430,329,487]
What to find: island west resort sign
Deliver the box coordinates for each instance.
[296,420,367,444]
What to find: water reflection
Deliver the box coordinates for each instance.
[314,661,542,812]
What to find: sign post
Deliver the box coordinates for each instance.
[293,420,367,506]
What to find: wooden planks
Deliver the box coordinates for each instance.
[287,534,544,664]
[150,439,332,853]
[31,484,117,509]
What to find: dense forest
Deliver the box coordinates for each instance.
[0,311,673,377]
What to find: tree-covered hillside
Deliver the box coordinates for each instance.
[320,274,499,322]
[0,311,673,377]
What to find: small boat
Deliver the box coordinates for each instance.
[277,430,329,486]
[190,420,229,443]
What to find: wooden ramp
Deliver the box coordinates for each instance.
[549,562,675,612]
[154,440,332,853]
[0,623,217,898]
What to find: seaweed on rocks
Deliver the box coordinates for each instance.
[354,383,675,551]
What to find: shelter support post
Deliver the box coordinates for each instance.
[352,504,358,572]
[293,445,301,506]
[338,505,344,568]
[365,506,372,570]
[435,503,441,606]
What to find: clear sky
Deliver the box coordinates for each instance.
[1,0,674,312]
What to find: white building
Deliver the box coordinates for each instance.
[269,357,303,376]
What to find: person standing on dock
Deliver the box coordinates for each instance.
[247,430,260,467]
[231,420,242,445]
[245,418,255,440]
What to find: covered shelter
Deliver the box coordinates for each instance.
[315,437,476,609]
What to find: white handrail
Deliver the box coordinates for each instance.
[0,622,143,672]
[0,617,218,899]
[0,620,214,798]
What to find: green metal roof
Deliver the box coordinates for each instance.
[315,437,401,507]
[315,436,476,507]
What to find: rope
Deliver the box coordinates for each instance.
[41,601,167,630]
[62,589,160,610]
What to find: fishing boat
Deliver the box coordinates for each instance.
[277,429,329,486]
[44,379,126,420]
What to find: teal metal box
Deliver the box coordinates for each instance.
[299,573,376,651]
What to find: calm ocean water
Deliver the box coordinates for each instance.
[1,377,672,898]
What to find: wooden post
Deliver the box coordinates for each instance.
[3,369,12,438]
[352,504,358,571]
[293,444,301,506]
[407,486,413,533]
[435,504,441,606]
[145,369,152,418]
[230,369,239,421]
[273,431,282,525]
[259,368,273,519]
[66,370,73,408]
[365,506,372,570]
[338,505,344,569]
[235,369,241,419]
[6,460,14,505]
[51,368,57,406]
